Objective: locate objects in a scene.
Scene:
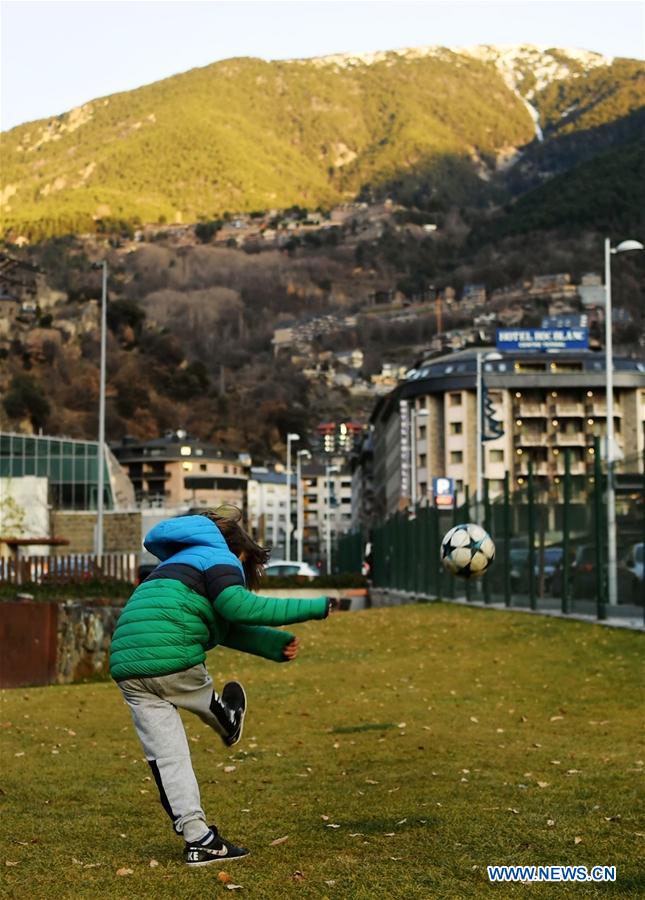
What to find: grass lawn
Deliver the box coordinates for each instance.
[1,603,643,899]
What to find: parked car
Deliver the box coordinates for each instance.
[550,543,642,605]
[550,545,597,600]
[619,542,644,606]
[263,560,318,580]
[509,546,564,593]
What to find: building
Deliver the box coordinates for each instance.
[367,348,645,521]
[317,422,365,457]
[0,430,139,554]
[0,430,128,510]
[111,430,249,511]
[247,467,289,556]
[300,463,353,563]
[350,430,375,534]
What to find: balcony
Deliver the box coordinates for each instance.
[586,401,622,418]
[515,431,545,446]
[553,403,584,417]
[553,460,587,476]
[551,432,586,446]
[144,471,171,483]
[516,461,549,477]
[515,403,547,417]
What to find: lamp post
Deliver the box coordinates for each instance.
[410,405,429,511]
[285,433,300,561]
[325,464,340,575]
[476,350,503,507]
[92,261,108,557]
[604,238,643,606]
[296,449,311,562]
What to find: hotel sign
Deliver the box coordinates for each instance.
[496,327,589,352]
[399,399,410,501]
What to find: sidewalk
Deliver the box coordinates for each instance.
[369,588,645,631]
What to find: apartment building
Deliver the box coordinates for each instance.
[300,463,353,562]
[369,348,645,520]
[247,467,289,556]
[111,430,249,511]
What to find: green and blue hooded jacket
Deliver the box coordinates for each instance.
[109,515,329,681]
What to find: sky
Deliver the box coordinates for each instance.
[1,0,644,131]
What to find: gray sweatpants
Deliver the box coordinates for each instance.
[118,664,232,839]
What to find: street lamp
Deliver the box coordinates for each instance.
[91,261,108,557]
[285,433,300,561]
[296,449,312,562]
[325,464,340,575]
[476,351,503,505]
[604,237,643,607]
[410,405,429,511]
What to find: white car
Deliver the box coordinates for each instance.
[264,560,319,579]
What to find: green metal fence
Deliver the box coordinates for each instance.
[337,449,645,623]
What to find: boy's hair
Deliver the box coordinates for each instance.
[199,505,270,591]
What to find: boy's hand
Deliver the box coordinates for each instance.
[283,637,300,661]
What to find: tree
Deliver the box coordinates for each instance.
[3,374,50,430]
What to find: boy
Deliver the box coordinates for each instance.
[110,507,332,867]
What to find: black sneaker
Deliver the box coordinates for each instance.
[221,681,246,747]
[184,826,250,867]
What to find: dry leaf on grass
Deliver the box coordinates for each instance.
[225,885,243,891]
[326,824,340,829]
[365,779,379,785]
[321,815,330,821]
[149,859,159,868]
[292,870,305,881]
[223,766,236,773]
[270,835,289,846]
[217,871,232,883]
[324,881,336,886]
[574,837,583,845]
[547,820,555,827]
[537,781,549,789]
[116,867,134,875]
[5,861,18,867]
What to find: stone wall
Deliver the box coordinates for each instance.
[51,510,142,553]
[56,601,123,683]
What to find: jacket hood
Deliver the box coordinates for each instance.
[144,515,230,562]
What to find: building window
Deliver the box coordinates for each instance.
[456,479,464,492]
[223,465,229,473]
[419,424,427,440]
[200,464,207,471]
[180,446,192,456]
[450,422,463,435]
[449,392,462,407]
[490,449,504,463]
[419,454,427,468]
[182,462,193,471]
[450,450,463,464]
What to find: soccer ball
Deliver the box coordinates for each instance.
[441,523,495,579]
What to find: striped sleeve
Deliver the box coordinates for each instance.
[213,585,330,626]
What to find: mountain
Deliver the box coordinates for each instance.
[2,45,643,240]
